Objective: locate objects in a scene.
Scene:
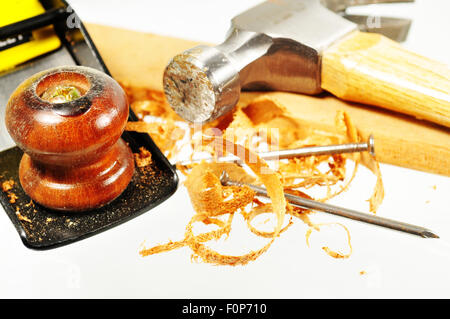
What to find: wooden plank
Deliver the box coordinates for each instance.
[85,23,450,176]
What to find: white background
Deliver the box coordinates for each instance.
[0,0,449,298]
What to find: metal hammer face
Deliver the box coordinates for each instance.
[163,0,361,123]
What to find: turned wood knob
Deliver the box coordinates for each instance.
[5,66,135,211]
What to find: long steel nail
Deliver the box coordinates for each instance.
[220,172,439,239]
[176,134,375,166]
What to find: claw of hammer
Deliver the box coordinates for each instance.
[321,0,414,14]
[322,0,414,42]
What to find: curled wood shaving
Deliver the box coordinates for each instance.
[140,138,287,266]
[184,164,255,217]
[306,223,353,259]
[123,85,385,263]
[244,203,293,238]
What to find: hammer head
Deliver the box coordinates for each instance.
[163,0,359,123]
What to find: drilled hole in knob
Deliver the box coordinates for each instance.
[35,71,92,116]
[40,84,85,103]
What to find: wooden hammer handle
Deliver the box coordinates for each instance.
[322,31,450,128]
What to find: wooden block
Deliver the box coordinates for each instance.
[85,23,450,176]
[85,23,205,91]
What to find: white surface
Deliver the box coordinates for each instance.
[1,0,450,298]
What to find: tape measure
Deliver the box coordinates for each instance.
[0,0,61,72]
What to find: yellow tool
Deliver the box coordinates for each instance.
[0,0,61,73]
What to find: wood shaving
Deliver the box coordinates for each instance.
[141,139,286,266]
[124,85,385,264]
[134,146,153,167]
[8,192,18,204]
[16,210,32,223]
[1,179,18,203]
[305,222,353,259]
[1,179,14,192]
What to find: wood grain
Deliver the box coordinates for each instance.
[5,66,135,211]
[85,23,450,176]
[322,31,450,128]
[85,24,204,91]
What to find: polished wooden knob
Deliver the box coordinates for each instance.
[5,66,135,211]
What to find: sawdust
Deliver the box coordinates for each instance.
[2,179,18,203]
[16,208,32,223]
[124,84,384,264]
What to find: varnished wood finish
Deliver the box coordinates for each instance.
[84,24,450,176]
[19,138,134,211]
[322,31,450,128]
[5,66,135,211]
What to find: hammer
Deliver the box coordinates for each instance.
[163,0,450,127]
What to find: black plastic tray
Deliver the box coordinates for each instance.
[0,0,178,249]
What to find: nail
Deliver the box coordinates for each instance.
[176,134,375,166]
[220,171,439,239]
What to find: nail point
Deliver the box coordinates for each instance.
[422,230,439,239]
